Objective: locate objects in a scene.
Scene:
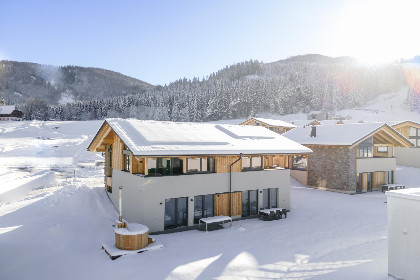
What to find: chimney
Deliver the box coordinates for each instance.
[310,126,317,137]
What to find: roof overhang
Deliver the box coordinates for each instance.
[351,124,412,148]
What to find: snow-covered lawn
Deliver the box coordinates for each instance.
[3,168,420,280]
[1,151,419,280]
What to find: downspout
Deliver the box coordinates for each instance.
[229,153,242,217]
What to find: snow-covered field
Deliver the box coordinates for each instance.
[1,90,420,280]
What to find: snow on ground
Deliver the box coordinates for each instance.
[1,91,420,279]
[2,165,420,280]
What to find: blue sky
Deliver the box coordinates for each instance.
[1,0,419,85]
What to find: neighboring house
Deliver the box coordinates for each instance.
[88,119,312,232]
[390,120,420,168]
[386,188,420,280]
[0,105,23,121]
[283,123,412,194]
[240,117,296,134]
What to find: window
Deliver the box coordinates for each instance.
[242,190,258,217]
[242,156,262,171]
[108,144,113,176]
[292,155,307,171]
[123,145,130,172]
[187,157,215,173]
[409,126,420,147]
[165,197,188,230]
[377,146,388,153]
[194,194,214,224]
[387,171,394,184]
[262,188,278,209]
[148,158,183,176]
[357,137,373,158]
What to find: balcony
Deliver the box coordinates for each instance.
[357,157,396,173]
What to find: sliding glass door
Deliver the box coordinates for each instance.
[194,194,214,224]
[242,190,258,217]
[164,197,188,230]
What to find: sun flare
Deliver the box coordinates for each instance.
[333,0,420,64]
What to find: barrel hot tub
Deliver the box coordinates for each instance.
[115,222,149,251]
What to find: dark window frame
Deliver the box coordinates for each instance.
[409,127,420,147]
[123,146,130,172]
[242,156,263,171]
[187,157,215,174]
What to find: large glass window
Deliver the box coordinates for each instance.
[187,157,215,173]
[108,144,113,176]
[409,127,420,147]
[357,137,373,158]
[242,190,258,217]
[148,158,183,176]
[123,145,130,172]
[193,194,214,224]
[262,188,278,209]
[164,197,188,230]
[292,155,307,170]
[387,171,394,184]
[242,156,263,171]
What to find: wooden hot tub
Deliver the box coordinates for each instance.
[115,222,149,250]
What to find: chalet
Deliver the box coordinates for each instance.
[240,117,296,134]
[0,105,23,121]
[283,123,412,194]
[391,120,420,168]
[88,119,312,232]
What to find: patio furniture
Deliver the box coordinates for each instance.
[198,216,232,232]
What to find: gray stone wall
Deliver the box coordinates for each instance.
[308,146,356,193]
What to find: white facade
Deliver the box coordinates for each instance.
[108,168,291,233]
[395,147,420,169]
[356,157,396,173]
[386,188,420,280]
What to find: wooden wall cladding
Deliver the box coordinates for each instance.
[372,171,387,189]
[215,156,242,173]
[131,155,144,174]
[112,135,123,171]
[214,192,242,216]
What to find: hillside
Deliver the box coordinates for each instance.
[0,60,154,105]
[42,56,410,122]
[2,55,419,122]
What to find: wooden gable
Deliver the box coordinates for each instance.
[353,125,412,148]
[391,121,420,139]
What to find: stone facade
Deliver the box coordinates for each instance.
[308,146,356,193]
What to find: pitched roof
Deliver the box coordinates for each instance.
[289,119,320,127]
[283,122,411,147]
[89,119,312,156]
[247,117,296,128]
[0,106,16,115]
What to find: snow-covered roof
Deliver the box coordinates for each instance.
[387,120,420,127]
[289,120,318,127]
[0,105,16,115]
[250,117,296,128]
[283,122,390,146]
[100,119,312,156]
[319,120,341,125]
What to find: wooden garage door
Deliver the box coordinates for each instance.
[214,192,242,216]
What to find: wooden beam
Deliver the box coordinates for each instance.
[88,123,112,152]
